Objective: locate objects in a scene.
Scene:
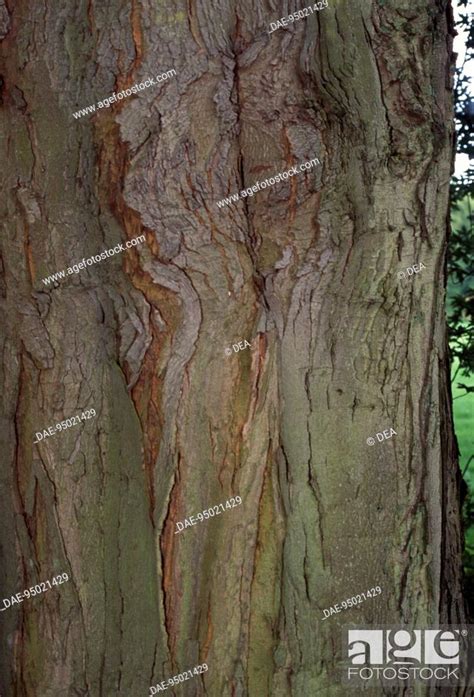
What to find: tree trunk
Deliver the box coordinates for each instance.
[0,0,466,695]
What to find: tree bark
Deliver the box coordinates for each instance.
[0,0,466,695]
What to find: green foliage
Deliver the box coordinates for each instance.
[451,0,473,203]
[451,0,473,618]
[448,197,474,380]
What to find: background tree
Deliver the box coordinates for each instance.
[0,0,469,695]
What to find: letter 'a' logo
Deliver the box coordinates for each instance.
[348,630,384,664]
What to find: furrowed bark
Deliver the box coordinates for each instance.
[0,0,466,695]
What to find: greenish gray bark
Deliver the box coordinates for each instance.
[0,0,466,695]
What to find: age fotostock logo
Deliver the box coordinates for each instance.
[344,627,472,686]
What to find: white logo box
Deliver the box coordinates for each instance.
[340,626,473,687]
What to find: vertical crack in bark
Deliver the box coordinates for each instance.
[159,464,181,669]
[13,356,36,566]
[304,369,326,569]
